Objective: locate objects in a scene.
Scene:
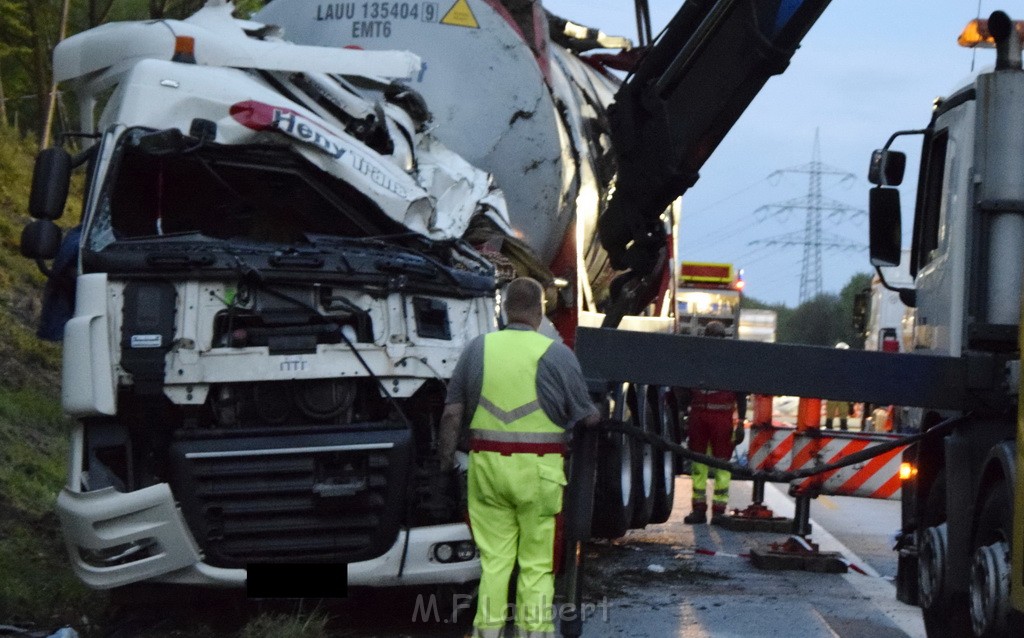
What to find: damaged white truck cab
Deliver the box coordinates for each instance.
[28,2,511,589]
[26,0,836,595]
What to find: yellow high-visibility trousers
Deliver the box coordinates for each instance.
[691,442,731,506]
[468,450,565,638]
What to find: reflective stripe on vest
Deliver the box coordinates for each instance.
[469,428,566,456]
[470,329,565,445]
[699,403,734,412]
[470,429,566,444]
[693,389,735,414]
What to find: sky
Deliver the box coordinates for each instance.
[542,0,991,307]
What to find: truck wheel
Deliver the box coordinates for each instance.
[969,483,1011,638]
[590,428,635,538]
[629,386,655,529]
[590,385,635,539]
[649,387,676,525]
[919,474,972,638]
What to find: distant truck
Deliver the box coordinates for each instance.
[738,308,777,343]
[676,262,743,337]
[858,249,914,353]
[852,252,913,431]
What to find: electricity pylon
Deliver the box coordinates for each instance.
[750,129,865,303]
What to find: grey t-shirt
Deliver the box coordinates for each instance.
[446,323,598,429]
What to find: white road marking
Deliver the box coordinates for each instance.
[761,482,926,638]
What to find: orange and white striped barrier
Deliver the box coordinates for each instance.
[748,423,795,471]
[746,423,908,500]
[788,431,907,499]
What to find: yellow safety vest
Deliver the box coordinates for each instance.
[469,329,566,454]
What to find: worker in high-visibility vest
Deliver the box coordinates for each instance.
[439,277,599,638]
[681,320,747,525]
[824,342,853,430]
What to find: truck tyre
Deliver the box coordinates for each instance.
[591,385,635,538]
[969,482,1011,638]
[629,386,655,528]
[591,428,635,538]
[649,386,677,524]
[919,473,972,638]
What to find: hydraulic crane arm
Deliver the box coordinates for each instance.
[600,0,832,275]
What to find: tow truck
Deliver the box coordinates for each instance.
[576,10,1024,637]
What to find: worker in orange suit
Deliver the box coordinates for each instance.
[681,320,747,524]
[439,277,599,638]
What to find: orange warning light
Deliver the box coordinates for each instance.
[958,18,1024,48]
[172,36,197,64]
[899,462,916,481]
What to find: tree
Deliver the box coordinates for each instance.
[837,272,871,347]
[87,0,116,27]
[148,0,207,19]
[23,1,57,137]
[0,0,32,128]
[764,272,872,346]
[778,293,841,346]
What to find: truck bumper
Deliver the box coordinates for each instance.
[57,483,479,589]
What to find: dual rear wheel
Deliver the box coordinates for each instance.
[591,384,679,538]
[919,473,1012,638]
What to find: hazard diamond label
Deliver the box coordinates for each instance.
[441,0,479,28]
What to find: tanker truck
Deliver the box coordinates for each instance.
[20,0,831,592]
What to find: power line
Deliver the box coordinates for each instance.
[683,175,771,219]
[748,128,865,303]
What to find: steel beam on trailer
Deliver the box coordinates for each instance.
[575,327,994,411]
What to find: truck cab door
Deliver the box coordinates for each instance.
[910,103,973,357]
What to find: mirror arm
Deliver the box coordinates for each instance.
[874,264,916,307]
[71,144,98,169]
[882,129,929,152]
[35,259,53,278]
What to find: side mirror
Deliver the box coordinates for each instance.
[29,148,72,220]
[869,187,902,267]
[852,289,868,334]
[868,149,907,186]
[21,220,62,260]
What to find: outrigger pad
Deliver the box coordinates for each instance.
[713,514,794,534]
[749,536,848,574]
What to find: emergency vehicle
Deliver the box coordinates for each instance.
[676,262,743,337]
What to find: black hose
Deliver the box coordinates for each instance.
[586,412,967,483]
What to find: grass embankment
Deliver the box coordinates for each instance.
[0,128,332,637]
[0,126,101,631]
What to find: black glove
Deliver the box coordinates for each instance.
[732,424,745,446]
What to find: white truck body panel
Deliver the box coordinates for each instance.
[738,308,777,343]
[865,251,912,353]
[54,2,422,84]
[255,0,618,267]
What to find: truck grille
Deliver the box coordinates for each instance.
[168,427,410,568]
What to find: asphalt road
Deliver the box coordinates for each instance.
[113,395,927,637]
[570,476,926,638]
[291,394,926,638]
[111,473,925,637]
[238,475,922,638]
